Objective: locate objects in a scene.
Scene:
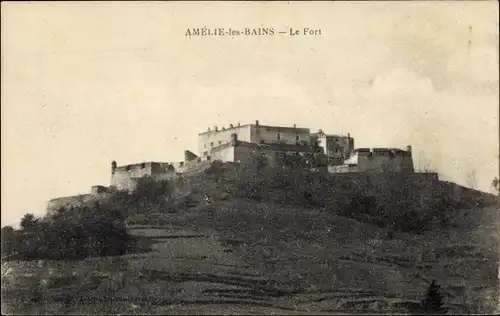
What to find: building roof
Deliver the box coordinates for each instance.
[198,124,251,136]
[354,147,409,153]
[256,124,310,133]
[311,132,350,138]
[115,161,173,171]
[198,122,310,135]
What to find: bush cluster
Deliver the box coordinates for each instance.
[1,203,129,260]
[221,163,492,234]
[1,176,175,261]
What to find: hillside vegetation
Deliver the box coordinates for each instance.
[2,161,498,314]
[200,161,497,234]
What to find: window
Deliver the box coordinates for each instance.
[296,135,300,141]
[210,142,214,147]
[218,141,222,145]
[277,133,281,140]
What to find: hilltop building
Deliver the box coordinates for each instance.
[198,120,327,168]
[47,120,417,211]
[198,120,311,156]
[109,120,415,189]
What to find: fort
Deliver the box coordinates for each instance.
[47,120,424,211]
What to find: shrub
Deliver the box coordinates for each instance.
[3,200,133,260]
[28,279,44,303]
[1,226,17,257]
[205,160,225,181]
[421,280,445,311]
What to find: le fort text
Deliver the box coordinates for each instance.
[185,27,322,38]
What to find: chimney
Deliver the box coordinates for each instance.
[347,133,350,139]
[208,127,211,132]
[111,161,117,174]
[293,124,296,128]
[231,133,238,146]
[406,145,412,154]
[237,121,240,127]
[229,124,234,128]
[214,126,218,132]
[255,120,259,126]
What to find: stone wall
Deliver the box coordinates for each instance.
[111,162,176,192]
[316,134,353,157]
[342,148,414,173]
[210,143,236,162]
[250,124,310,146]
[198,125,252,156]
[111,169,138,192]
[47,193,111,214]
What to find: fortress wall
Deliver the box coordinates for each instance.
[47,193,111,213]
[210,145,235,162]
[357,155,414,173]
[235,146,262,166]
[250,125,310,146]
[128,165,153,179]
[111,170,136,192]
[198,125,252,156]
[181,161,212,177]
[111,162,176,192]
[153,172,177,181]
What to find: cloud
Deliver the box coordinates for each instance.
[358,66,498,191]
[370,67,436,99]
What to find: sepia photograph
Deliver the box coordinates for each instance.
[1,1,499,314]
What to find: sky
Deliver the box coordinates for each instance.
[1,1,499,227]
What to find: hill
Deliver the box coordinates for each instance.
[2,162,499,314]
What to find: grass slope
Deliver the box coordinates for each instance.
[2,164,499,314]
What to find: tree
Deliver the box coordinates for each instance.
[421,280,445,312]
[492,177,499,193]
[20,213,37,230]
[206,160,225,182]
